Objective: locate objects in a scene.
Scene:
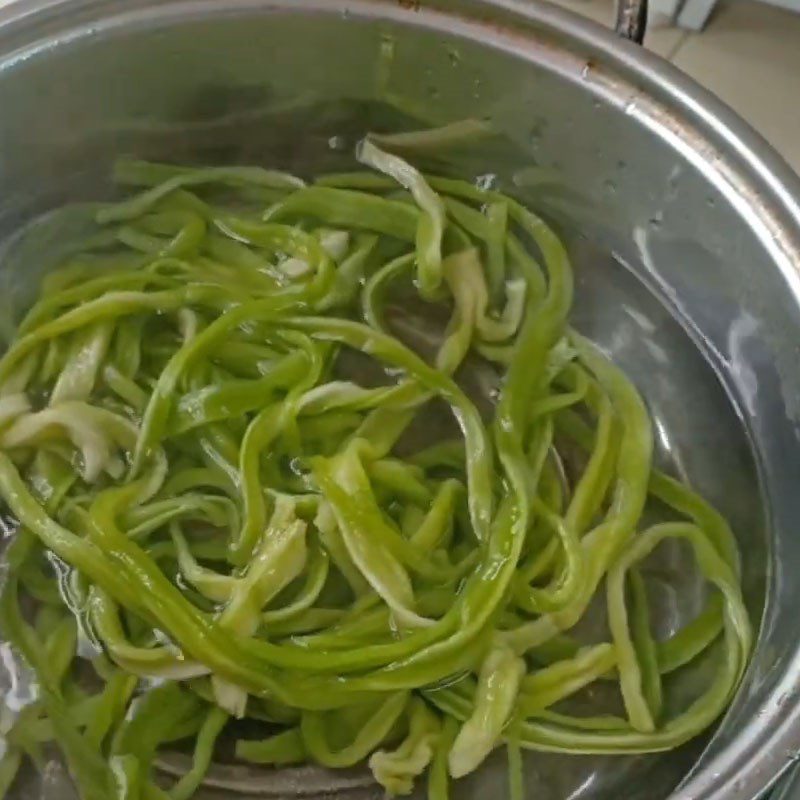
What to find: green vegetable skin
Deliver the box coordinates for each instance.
[0,132,751,800]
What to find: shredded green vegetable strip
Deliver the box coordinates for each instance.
[0,136,751,799]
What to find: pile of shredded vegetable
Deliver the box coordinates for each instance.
[0,133,752,800]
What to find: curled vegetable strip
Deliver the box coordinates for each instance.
[0,139,751,800]
[311,443,432,629]
[448,643,525,778]
[301,692,409,769]
[97,164,305,224]
[357,138,446,299]
[88,588,210,680]
[368,118,493,152]
[368,698,441,795]
[1,403,136,483]
[607,522,750,735]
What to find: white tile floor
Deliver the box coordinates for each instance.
[552,0,800,175]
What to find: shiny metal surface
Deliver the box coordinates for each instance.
[0,1,799,799]
[774,766,800,800]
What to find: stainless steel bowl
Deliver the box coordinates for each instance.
[774,768,800,800]
[0,2,799,799]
